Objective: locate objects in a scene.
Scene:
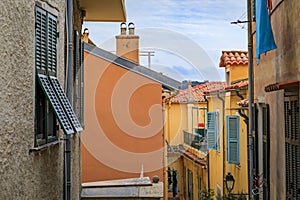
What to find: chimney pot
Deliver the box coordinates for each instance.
[120,22,127,35]
[128,22,135,35]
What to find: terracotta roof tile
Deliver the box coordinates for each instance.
[219,50,248,67]
[204,80,248,94]
[225,80,248,90]
[181,150,207,166]
[170,82,225,103]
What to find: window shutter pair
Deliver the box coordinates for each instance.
[35,6,82,135]
[226,116,240,164]
[35,6,57,75]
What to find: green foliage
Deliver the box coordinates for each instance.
[221,192,248,200]
[199,188,215,200]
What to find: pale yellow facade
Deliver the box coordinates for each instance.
[165,53,248,199]
[206,89,248,197]
[164,102,206,146]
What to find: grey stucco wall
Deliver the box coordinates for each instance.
[0,0,81,199]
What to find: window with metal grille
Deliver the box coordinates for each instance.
[226,116,240,164]
[284,94,300,199]
[262,104,270,200]
[34,6,82,147]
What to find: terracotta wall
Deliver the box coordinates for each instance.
[82,51,164,183]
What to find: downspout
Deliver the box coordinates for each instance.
[236,89,249,124]
[65,0,73,200]
[217,91,225,196]
[204,95,210,191]
[235,88,244,100]
[247,0,254,198]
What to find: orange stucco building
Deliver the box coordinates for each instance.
[81,26,180,186]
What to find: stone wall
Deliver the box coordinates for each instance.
[0,0,82,199]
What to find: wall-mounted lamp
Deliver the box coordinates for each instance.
[225,172,235,193]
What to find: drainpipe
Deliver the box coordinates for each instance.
[235,88,244,100]
[247,0,254,198]
[236,89,249,124]
[65,0,73,199]
[217,91,225,196]
[203,95,210,191]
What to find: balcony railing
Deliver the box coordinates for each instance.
[183,130,207,154]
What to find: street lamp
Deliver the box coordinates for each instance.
[225,172,235,193]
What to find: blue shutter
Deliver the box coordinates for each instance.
[226,116,240,164]
[207,112,216,150]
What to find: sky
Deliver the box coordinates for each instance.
[83,0,248,82]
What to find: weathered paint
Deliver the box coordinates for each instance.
[253,1,300,199]
[0,0,81,199]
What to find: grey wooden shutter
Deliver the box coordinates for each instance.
[73,31,84,127]
[285,96,300,199]
[262,104,270,200]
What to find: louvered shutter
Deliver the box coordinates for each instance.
[73,31,84,126]
[285,96,300,199]
[47,13,57,75]
[35,7,47,73]
[226,116,240,164]
[207,112,216,150]
[262,104,270,200]
[50,76,83,132]
[37,74,74,135]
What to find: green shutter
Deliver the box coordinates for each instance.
[37,74,74,134]
[50,76,83,132]
[226,116,240,164]
[35,6,57,75]
[47,13,57,75]
[207,112,216,150]
[35,7,47,72]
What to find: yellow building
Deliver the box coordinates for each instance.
[205,50,249,198]
[164,81,225,200]
[164,50,249,199]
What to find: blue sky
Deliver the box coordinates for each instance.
[83,0,248,82]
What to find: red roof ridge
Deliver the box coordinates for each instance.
[219,50,248,67]
[170,81,225,103]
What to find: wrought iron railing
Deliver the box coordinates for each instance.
[183,130,207,154]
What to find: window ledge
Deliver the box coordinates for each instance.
[29,140,62,153]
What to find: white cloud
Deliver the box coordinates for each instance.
[83,0,247,82]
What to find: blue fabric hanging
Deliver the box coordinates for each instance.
[255,0,277,63]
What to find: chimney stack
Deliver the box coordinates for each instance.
[82,28,89,43]
[116,22,140,64]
